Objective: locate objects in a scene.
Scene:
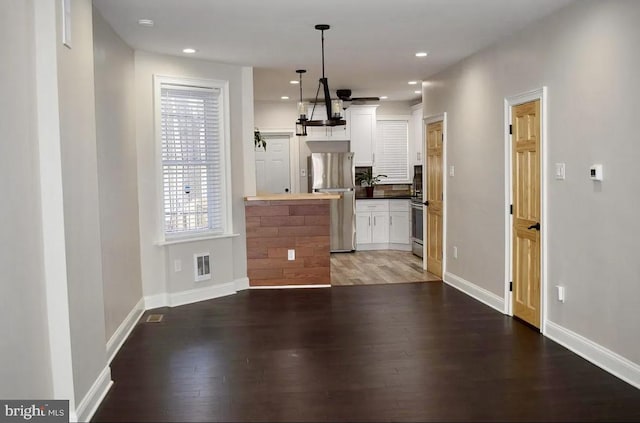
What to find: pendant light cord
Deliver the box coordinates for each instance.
[321,28,325,79]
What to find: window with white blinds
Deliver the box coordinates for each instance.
[159,82,227,237]
[374,120,410,183]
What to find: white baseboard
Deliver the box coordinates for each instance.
[106,298,144,364]
[144,293,168,310]
[356,243,412,251]
[143,277,249,309]
[249,284,331,289]
[72,365,113,423]
[545,320,640,389]
[234,276,250,291]
[169,281,236,307]
[443,272,505,313]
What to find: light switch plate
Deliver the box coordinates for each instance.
[557,285,565,302]
[449,165,455,177]
[555,163,566,180]
[288,249,295,261]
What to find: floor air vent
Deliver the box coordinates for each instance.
[145,314,164,323]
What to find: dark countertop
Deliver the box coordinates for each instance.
[355,195,414,200]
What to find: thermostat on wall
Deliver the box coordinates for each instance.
[589,164,603,181]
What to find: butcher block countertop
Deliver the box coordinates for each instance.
[245,193,340,201]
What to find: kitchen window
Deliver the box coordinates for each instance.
[155,76,231,240]
[374,120,410,183]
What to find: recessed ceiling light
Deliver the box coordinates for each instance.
[281,96,290,100]
[289,80,299,84]
[182,48,197,54]
[137,19,154,27]
[414,90,421,94]
[380,96,388,100]
[408,81,418,85]
[415,52,428,57]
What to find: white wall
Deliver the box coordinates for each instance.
[135,52,251,299]
[92,7,143,341]
[0,0,54,399]
[55,0,109,401]
[423,0,640,365]
[377,100,413,116]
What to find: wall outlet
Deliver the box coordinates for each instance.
[557,285,565,303]
[453,246,458,259]
[288,249,295,261]
[300,169,307,177]
[174,259,182,272]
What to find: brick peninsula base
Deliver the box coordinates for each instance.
[244,193,339,287]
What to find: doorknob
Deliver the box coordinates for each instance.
[527,222,541,231]
[424,200,429,206]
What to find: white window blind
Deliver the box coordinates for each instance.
[374,120,410,183]
[160,84,224,236]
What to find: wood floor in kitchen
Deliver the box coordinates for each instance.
[331,250,440,285]
[93,282,640,422]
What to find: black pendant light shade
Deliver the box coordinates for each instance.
[295,69,307,136]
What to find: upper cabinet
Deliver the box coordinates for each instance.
[349,105,378,167]
[305,104,350,141]
[409,104,424,167]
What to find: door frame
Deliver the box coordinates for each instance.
[504,87,548,334]
[422,113,447,276]
[260,129,298,194]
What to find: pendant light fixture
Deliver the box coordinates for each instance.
[298,24,346,131]
[295,69,308,136]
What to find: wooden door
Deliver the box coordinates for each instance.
[255,135,290,194]
[512,100,541,328]
[426,121,443,278]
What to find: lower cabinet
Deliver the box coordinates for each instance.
[389,211,410,244]
[356,199,411,251]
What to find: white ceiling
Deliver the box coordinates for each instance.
[93,0,572,102]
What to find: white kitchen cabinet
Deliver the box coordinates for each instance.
[349,105,377,166]
[305,104,350,141]
[355,199,411,251]
[389,199,410,244]
[355,212,372,245]
[371,212,389,243]
[410,105,424,167]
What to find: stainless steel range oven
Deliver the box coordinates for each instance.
[411,198,423,258]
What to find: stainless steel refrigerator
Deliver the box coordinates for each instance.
[308,152,356,252]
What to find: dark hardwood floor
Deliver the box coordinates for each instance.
[93,283,640,422]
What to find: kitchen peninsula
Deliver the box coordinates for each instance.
[245,193,339,287]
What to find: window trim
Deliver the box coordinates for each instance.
[153,75,233,243]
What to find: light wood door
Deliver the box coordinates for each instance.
[426,121,443,278]
[512,100,541,328]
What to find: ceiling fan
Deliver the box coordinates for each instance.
[336,89,380,106]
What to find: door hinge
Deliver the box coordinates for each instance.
[441,133,444,141]
[510,204,513,215]
[509,124,513,135]
[509,281,513,292]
